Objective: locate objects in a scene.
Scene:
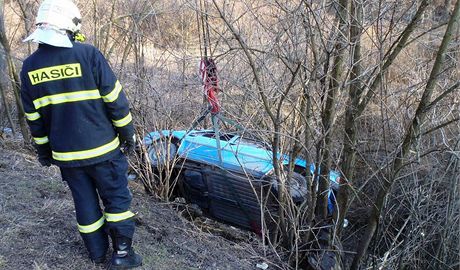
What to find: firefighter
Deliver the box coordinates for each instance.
[20,0,142,269]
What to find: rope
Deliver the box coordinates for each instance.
[191,6,255,229]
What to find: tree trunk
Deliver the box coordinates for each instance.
[0,0,29,139]
[337,0,430,233]
[335,0,363,233]
[6,55,29,138]
[17,0,34,55]
[351,0,460,268]
[0,75,15,134]
[318,0,349,220]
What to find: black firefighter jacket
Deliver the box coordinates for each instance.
[20,42,134,168]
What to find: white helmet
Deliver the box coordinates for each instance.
[24,0,82,48]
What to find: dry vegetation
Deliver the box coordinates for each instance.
[1,0,459,269]
[0,146,259,270]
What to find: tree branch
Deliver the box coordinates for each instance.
[212,0,276,124]
[424,80,460,113]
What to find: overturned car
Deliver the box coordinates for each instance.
[143,129,341,234]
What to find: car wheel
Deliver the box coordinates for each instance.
[147,137,178,167]
[263,172,308,239]
[289,172,308,202]
[269,171,308,203]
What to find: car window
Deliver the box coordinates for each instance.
[200,132,234,141]
[233,137,271,150]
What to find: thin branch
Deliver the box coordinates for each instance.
[422,117,460,136]
[212,0,276,124]
[357,0,430,114]
[424,80,460,113]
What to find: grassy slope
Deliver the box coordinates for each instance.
[0,146,260,270]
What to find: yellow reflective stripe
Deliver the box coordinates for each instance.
[105,211,135,222]
[52,137,120,161]
[78,216,105,234]
[112,112,132,128]
[28,63,82,85]
[33,90,101,109]
[25,112,41,121]
[33,136,49,145]
[102,81,122,103]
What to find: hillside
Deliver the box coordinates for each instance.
[1,1,459,268]
[0,143,263,270]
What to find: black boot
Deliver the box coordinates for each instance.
[110,236,142,270]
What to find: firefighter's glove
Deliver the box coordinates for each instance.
[122,134,136,156]
[38,156,52,167]
[35,143,52,167]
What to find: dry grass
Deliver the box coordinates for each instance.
[0,146,262,270]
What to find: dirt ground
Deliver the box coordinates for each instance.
[0,142,268,270]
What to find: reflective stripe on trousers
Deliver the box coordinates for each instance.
[60,150,135,258]
[78,216,105,234]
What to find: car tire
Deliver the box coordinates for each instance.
[289,172,309,202]
[147,137,178,167]
[269,171,308,203]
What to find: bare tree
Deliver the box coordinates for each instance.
[351,0,460,268]
[0,0,28,138]
[2,0,459,269]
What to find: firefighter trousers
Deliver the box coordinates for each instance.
[60,150,135,260]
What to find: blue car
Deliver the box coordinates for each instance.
[144,130,340,234]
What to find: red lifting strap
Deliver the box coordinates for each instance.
[199,58,220,114]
